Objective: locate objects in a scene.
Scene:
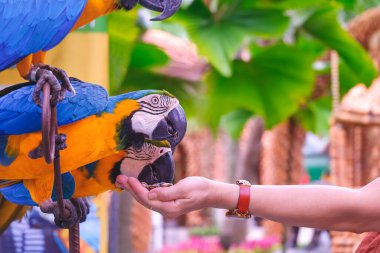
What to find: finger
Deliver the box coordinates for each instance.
[115,175,130,190]
[126,178,169,210]
[148,184,185,202]
[117,177,140,201]
[128,178,184,215]
[127,177,150,203]
[128,178,152,209]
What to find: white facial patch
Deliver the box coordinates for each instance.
[131,94,179,138]
[119,142,171,177]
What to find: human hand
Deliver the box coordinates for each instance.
[116,175,239,218]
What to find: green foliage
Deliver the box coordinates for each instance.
[108,0,378,138]
[303,6,377,87]
[172,0,290,76]
[189,226,220,236]
[295,96,332,135]
[206,44,316,129]
[129,42,169,69]
[220,109,254,140]
[108,10,140,94]
[240,0,346,10]
[121,69,205,120]
[342,0,380,20]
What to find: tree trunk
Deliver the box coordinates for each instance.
[219,117,264,248]
[108,191,133,253]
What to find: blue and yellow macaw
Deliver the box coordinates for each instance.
[0,79,186,205]
[0,0,182,78]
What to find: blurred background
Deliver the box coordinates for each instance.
[2,0,380,252]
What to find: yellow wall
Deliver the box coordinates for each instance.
[0,32,109,89]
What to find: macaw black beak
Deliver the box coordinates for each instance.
[120,0,182,21]
[137,152,174,185]
[151,104,187,149]
[141,0,182,21]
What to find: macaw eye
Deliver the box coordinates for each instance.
[151,96,160,105]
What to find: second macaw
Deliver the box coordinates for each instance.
[0,79,187,205]
[0,140,174,228]
[0,140,174,206]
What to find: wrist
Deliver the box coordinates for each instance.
[225,180,252,219]
[208,180,239,210]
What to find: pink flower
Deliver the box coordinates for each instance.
[229,236,279,252]
[161,236,224,253]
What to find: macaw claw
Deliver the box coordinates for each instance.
[40,198,90,229]
[28,63,75,106]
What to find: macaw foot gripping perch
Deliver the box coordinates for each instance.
[28,63,75,106]
[40,197,90,229]
[37,83,82,253]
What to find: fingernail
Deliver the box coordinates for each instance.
[116,175,128,185]
[148,192,157,200]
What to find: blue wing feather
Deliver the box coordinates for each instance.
[0,0,87,70]
[0,135,17,166]
[0,172,75,206]
[51,172,75,201]
[0,80,108,135]
[0,182,37,206]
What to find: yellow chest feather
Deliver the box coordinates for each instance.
[72,0,117,30]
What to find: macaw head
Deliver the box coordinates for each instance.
[119,90,187,151]
[119,0,182,21]
[116,140,174,185]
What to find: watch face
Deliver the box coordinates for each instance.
[236,180,251,187]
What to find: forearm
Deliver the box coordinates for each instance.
[251,185,362,231]
[209,180,380,233]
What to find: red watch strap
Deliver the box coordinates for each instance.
[237,185,250,212]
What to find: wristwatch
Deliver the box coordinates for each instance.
[225,180,252,219]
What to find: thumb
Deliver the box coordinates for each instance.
[148,185,184,201]
[115,175,130,190]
